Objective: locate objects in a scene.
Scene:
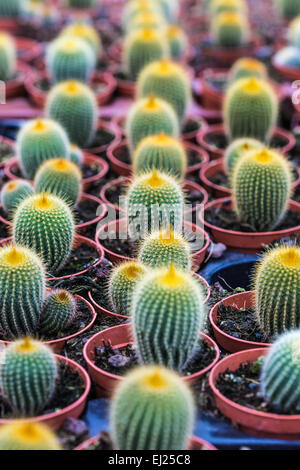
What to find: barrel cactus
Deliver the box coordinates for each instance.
[0,422,61,450]
[67,0,96,8]
[40,289,77,336]
[129,10,166,32]
[211,12,250,48]
[122,0,163,28]
[0,0,23,16]
[210,0,246,14]
[277,0,300,19]
[228,58,268,83]
[224,137,263,176]
[60,21,101,56]
[155,0,179,22]
[1,180,34,214]
[0,32,16,81]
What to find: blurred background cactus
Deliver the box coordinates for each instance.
[0,422,61,450]
[0,33,16,82]
[40,289,77,336]
[211,12,250,48]
[1,180,34,214]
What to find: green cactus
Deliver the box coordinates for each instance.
[228,58,268,83]
[278,0,300,19]
[17,118,70,180]
[0,0,23,16]
[1,180,34,214]
[133,132,187,180]
[132,264,206,370]
[165,25,188,60]
[122,0,162,29]
[40,289,77,336]
[13,193,75,273]
[46,80,98,148]
[224,77,279,142]
[126,170,184,234]
[108,261,147,316]
[67,0,96,8]
[0,422,61,450]
[211,12,250,48]
[0,337,58,416]
[0,245,46,339]
[34,158,82,206]
[60,22,102,57]
[69,144,84,166]
[129,10,166,32]
[0,32,16,81]
[111,365,195,450]
[211,0,246,14]
[224,137,263,176]
[138,228,191,270]
[232,148,292,231]
[155,0,179,22]
[126,95,179,151]
[137,59,191,123]
[253,245,300,336]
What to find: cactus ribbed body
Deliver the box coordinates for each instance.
[232,148,292,231]
[60,22,101,56]
[274,46,300,68]
[211,12,249,48]
[0,0,22,16]
[69,144,84,166]
[211,0,246,14]
[254,245,300,336]
[137,60,191,123]
[0,338,57,416]
[224,137,263,176]
[13,193,75,273]
[132,265,206,370]
[229,58,268,83]
[165,25,188,59]
[0,245,45,339]
[0,33,16,81]
[67,0,95,7]
[278,0,300,19]
[126,95,179,151]
[41,289,77,335]
[108,262,147,316]
[17,118,70,180]
[0,422,61,450]
[224,78,278,142]
[155,0,179,22]
[1,180,34,213]
[46,80,98,148]
[111,365,194,450]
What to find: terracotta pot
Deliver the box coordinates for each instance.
[95,218,210,270]
[201,38,261,67]
[197,124,296,160]
[200,197,300,253]
[15,37,43,64]
[83,323,220,397]
[0,18,19,34]
[0,136,15,169]
[209,348,300,440]
[0,355,90,430]
[60,5,101,20]
[5,61,32,99]
[210,290,271,353]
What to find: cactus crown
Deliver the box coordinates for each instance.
[1,179,34,214]
[0,422,61,450]
[40,288,77,335]
[224,137,263,175]
[229,57,267,82]
[214,11,247,25]
[131,10,165,30]
[60,22,101,54]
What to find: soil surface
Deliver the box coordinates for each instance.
[48,243,101,280]
[0,142,14,164]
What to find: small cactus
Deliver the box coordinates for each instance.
[1,180,34,214]
[111,365,195,450]
[155,0,179,22]
[69,144,84,166]
[278,0,300,19]
[46,80,98,148]
[0,421,61,450]
[17,118,70,180]
[129,10,166,32]
[0,32,16,81]
[224,137,263,176]
[67,0,96,8]
[0,337,58,416]
[132,264,206,370]
[211,0,246,14]
[0,0,23,16]
[40,289,77,336]
[60,21,101,57]
[228,58,268,83]
[13,193,75,273]
[211,12,250,48]
[122,0,162,28]
[108,261,147,316]
[165,25,188,60]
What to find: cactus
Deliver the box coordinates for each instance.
[155,0,179,22]
[67,0,96,8]
[0,422,61,450]
[232,148,292,231]
[60,22,102,57]
[132,265,206,370]
[126,95,179,151]
[133,133,187,180]
[69,144,84,167]
[129,10,166,32]
[123,28,169,81]
[126,170,184,234]
[261,330,300,412]
[17,118,70,180]
[34,158,82,206]
[165,25,188,60]
[253,245,300,336]
[278,0,300,19]
[0,337,57,416]
[138,228,191,270]
[13,193,75,273]
[0,33,16,81]
[0,245,46,339]
[122,0,162,29]
[1,180,34,214]
[0,0,23,16]
[46,80,98,148]
[228,58,268,83]
[137,59,191,123]
[211,12,250,48]
[46,35,96,84]
[40,289,77,336]
[210,0,246,14]
[224,137,263,176]
[224,77,278,142]
[111,365,194,450]
[108,261,147,316]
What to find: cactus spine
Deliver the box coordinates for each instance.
[211,12,250,48]
[40,289,77,336]
[1,180,34,213]
[0,422,61,450]
[224,137,263,176]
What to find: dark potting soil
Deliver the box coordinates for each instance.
[78,431,114,450]
[210,171,228,188]
[87,127,115,151]
[18,21,61,42]
[185,188,205,206]
[0,142,14,164]
[101,235,137,259]
[105,180,125,208]
[35,76,106,96]
[182,118,205,137]
[48,243,101,279]
[0,206,10,239]
[75,198,99,226]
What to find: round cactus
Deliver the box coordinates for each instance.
[122,0,162,28]
[111,365,194,450]
[155,0,179,22]
[108,261,147,316]
[126,95,179,151]
[261,330,300,412]
[211,0,246,14]
[67,0,96,7]
[129,10,166,32]
[0,337,58,416]
[232,148,292,231]
[60,22,101,57]
[126,170,184,234]
[0,422,61,450]
[133,133,187,180]
[34,158,82,206]
[1,180,34,214]
[278,0,300,19]
[138,228,191,270]
[253,245,300,336]
[228,58,268,83]
[46,35,96,84]
[0,245,46,339]
[211,12,250,48]
[69,144,84,166]
[165,25,188,60]
[13,193,75,273]
[137,59,191,123]
[0,0,23,16]
[224,77,279,142]
[40,289,77,336]
[0,33,16,81]
[17,118,70,180]
[123,28,169,81]
[224,137,263,176]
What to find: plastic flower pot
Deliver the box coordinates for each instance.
[200,197,300,253]
[95,218,210,270]
[209,290,271,353]
[15,37,43,64]
[5,61,32,99]
[200,37,261,67]
[0,354,90,430]
[83,323,220,397]
[0,136,15,169]
[209,348,300,440]
[197,124,296,160]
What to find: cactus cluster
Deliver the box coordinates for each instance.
[0,422,61,450]
[224,137,263,176]
[40,289,77,336]
[164,25,188,60]
[211,12,250,48]
[278,0,300,19]
[0,33,16,82]
[228,58,268,83]
[1,180,34,214]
